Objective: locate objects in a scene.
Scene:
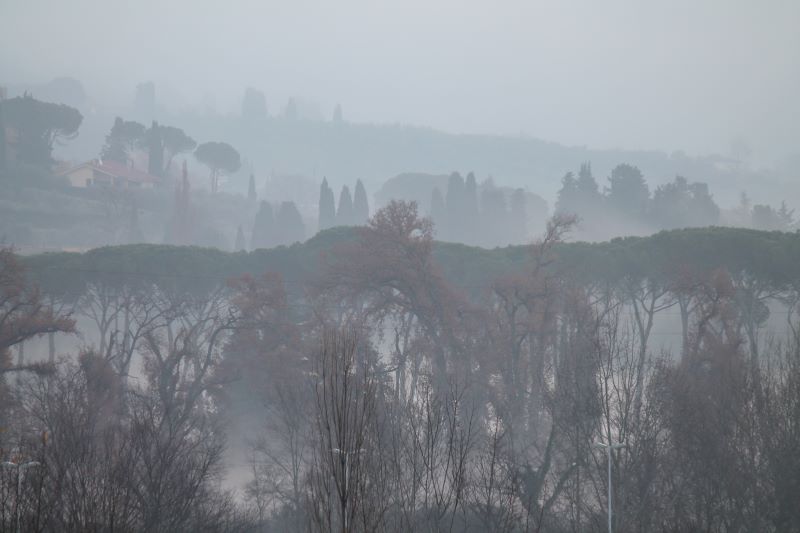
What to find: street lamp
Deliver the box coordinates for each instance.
[2,460,41,533]
[331,448,365,532]
[594,441,625,533]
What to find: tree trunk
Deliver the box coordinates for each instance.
[679,296,690,363]
[48,332,56,363]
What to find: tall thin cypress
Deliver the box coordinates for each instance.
[234,225,246,251]
[276,201,306,245]
[318,178,336,231]
[251,201,275,249]
[353,180,369,224]
[248,173,257,202]
[166,160,192,244]
[337,185,354,226]
[444,172,465,241]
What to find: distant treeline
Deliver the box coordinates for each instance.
[23,225,800,304]
[2,92,797,254]
[7,209,800,531]
[556,162,796,240]
[6,78,790,208]
[427,172,529,247]
[317,177,370,231]
[24,222,800,378]
[5,79,800,533]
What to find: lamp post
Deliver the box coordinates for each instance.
[331,448,365,533]
[2,460,41,533]
[594,441,625,533]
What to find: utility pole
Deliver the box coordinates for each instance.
[2,460,41,533]
[594,441,625,533]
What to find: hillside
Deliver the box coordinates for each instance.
[48,103,788,207]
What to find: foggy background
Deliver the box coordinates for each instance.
[3,0,798,165]
[3,2,800,530]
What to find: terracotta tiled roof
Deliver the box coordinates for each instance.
[95,160,158,184]
[59,159,159,184]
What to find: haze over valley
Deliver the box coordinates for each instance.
[1,1,799,531]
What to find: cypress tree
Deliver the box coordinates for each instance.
[101,117,145,165]
[464,173,479,217]
[577,162,599,196]
[337,185,354,226]
[463,172,480,245]
[480,184,509,247]
[251,200,275,249]
[607,163,649,218]
[445,172,465,241]
[555,171,578,215]
[234,225,246,251]
[318,178,336,231]
[166,160,192,244]
[101,117,128,163]
[248,173,257,202]
[276,201,306,245]
[353,179,369,224]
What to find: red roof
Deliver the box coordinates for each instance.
[94,160,159,184]
[60,159,159,184]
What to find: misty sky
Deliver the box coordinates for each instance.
[2,0,798,163]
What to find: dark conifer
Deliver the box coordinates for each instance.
[353,180,369,224]
[318,178,336,231]
[337,185,354,226]
[248,173,257,202]
[234,225,246,251]
[251,201,275,249]
[276,201,305,245]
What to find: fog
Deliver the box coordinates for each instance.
[3,2,800,531]
[3,0,799,163]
